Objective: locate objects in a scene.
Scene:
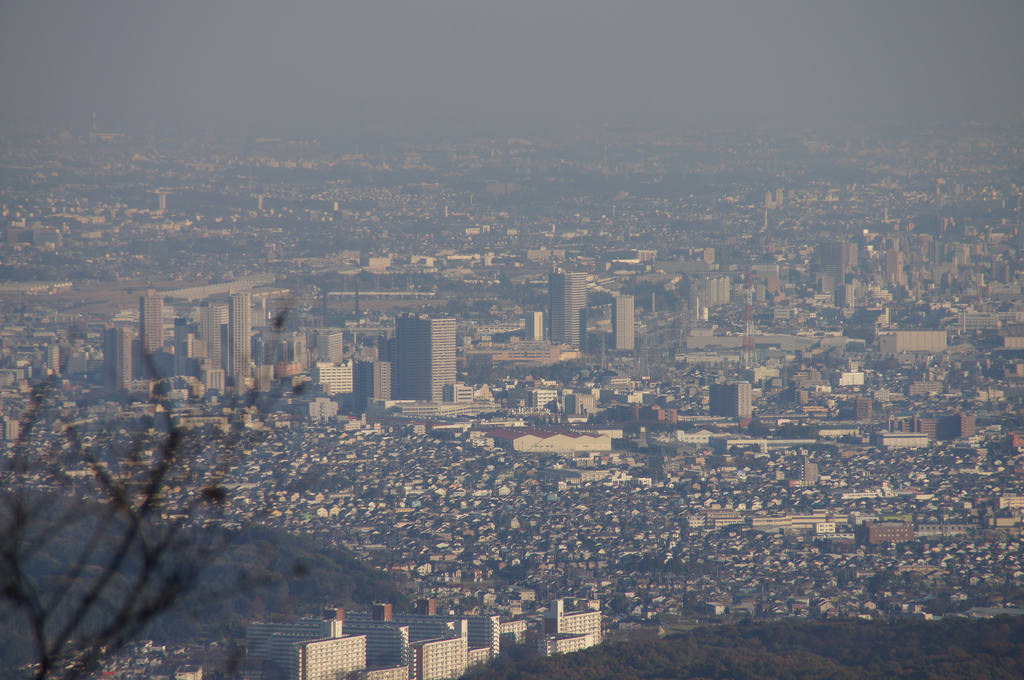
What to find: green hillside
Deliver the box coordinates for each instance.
[481,617,1024,680]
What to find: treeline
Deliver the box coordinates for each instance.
[479,616,1024,680]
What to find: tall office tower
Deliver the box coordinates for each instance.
[229,292,252,391]
[394,314,456,402]
[173,319,199,377]
[353,360,392,412]
[548,270,586,346]
[818,240,849,284]
[275,331,309,370]
[525,311,544,341]
[316,331,345,363]
[103,326,134,391]
[200,302,229,371]
[139,291,165,356]
[885,250,906,286]
[612,295,635,350]
[709,381,752,418]
[253,295,268,328]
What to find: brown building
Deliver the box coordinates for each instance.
[914,413,976,441]
[859,522,915,545]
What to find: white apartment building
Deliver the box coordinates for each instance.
[312,360,353,394]
[538,599,602,656]
[294,636,366,680]
[411,636,468,680]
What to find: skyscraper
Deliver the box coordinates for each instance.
[394,314,456,402]
[525,311,544,341]
[173,318,199,377]
[315,331,345,363]
[885,250,906,286]
[139,291,165,356]
[818,240,850,284]
[548,270,586,347]
[229,292,252,392]
[200,302,229,371]
[104,325,134,391]
[612,295,635,350]
[353,360,392,412]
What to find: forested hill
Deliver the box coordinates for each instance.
[171,524,411,637]
[0,523,408,674]
[480,616,1024,680]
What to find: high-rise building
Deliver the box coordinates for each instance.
[294,636,365,680]
[45,344,61,373]
[411,636,467,680]
[395,314,456,402]
[247,611,366,680]
[200,302,229,371]
[104,325,134,391]
[612,295,634,350]
[548,271,586,346]
[353,360,392,411]
[885,250,906,286]
[819,240,851,284]
[229,292,252,391]
[315,332,345,363]
[709,381,752,418]
[525,311,544,341]
[691,276,731,310]
[173,319,199,377]
[139,291,165,355]
[311,361,353,395]
[835,283,855,310]
[139,291,165,379]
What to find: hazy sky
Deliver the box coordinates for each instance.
[3,1,1023,137]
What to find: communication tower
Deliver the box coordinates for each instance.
[742,269,756,369]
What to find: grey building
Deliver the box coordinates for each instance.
[395,315,456,402]
[548,270,586,347]
[612,295,635,350]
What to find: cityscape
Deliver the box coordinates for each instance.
[3,121,1024,679]
[4,2,1024,679]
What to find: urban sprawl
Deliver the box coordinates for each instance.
[4,125,1024,680]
